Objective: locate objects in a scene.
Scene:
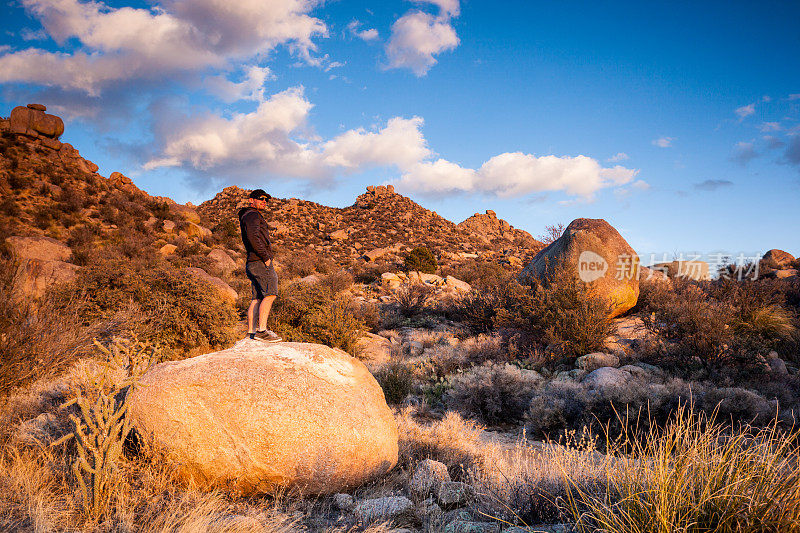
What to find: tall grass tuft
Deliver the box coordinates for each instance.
[559,406,800,533]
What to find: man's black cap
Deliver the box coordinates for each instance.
[249,189,271,200]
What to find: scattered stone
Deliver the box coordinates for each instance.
[575,352,620,372]
[333,493,355,511]
[445,275,471,292]
[769,357,788,375]
[186,222,212,239]
[522,218,640,318]
[382,272,403,290]
[329,229,348,241]
[364,247,388,261]
[583,366,630,391]
[163,220,176,233]
[128,341,398,495]
[353,332,393,371]
[159,243,177,256]
[9,104,64,138]
[353,496,413,524]
[409,458,451,498]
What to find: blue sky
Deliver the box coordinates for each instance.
[2,0,799,265]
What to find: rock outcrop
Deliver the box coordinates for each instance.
[521,218,639,318]
[9,104,64,142]
[127,340,398,495]
[763,249,795,269]
[6,235,79,299]
[457,210,542,249]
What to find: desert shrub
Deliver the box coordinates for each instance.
[396,281,435,317]
[0,197,19,217]
[376,359,414,404]
[640,277,798,367]
[403,246,437,274]
[350,300,381,332]
[536,223,565,246]
[272,279,365,353]
[445,362,543,425]
[280,250,318,278]
[0,259,140,396]
[395,407,487,481]
[523,372,791,442]
[561,407,800,533]
[321,269,354,293]
[456,271,613,359]
[353,262,395,284]
[441,259,513,291]
[55,257,237,353]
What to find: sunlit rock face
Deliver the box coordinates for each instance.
[522,218,640,318]
[127,340,398,495]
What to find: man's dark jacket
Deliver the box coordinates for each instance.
[238,207,273,263]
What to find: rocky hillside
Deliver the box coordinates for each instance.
[198,184,543,270]
[1,103,542,277]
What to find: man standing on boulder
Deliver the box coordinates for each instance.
[239,189,282,342]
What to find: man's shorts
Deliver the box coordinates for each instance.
[245,260,278,299]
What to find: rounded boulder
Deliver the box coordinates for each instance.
[127,340,398,495]
[521,218,639,318]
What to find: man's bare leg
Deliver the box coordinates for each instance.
[258,295,276,331]
[247,299,261,334]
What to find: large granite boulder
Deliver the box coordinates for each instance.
[521,218,639,318]
[6,235,78,299]
[127,340,398,495]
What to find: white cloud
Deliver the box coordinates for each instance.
[398,152,638,198]
[145,86,637,200]
[385,11,458,76]
[607,152,629,162]
[0,0,326,95]
[735,103,755,119]
[357,28,379,41]
[652,136,673,148]
[145,88,433,180]
[413,0,460,17]
[632,180,650,191]
[205,66,272,103]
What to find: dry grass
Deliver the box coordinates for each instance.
[559,406,800,533]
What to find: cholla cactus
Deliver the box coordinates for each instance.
[52,336,156,518]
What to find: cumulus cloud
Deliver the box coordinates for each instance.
[385,0,460,76]
[607,152,629,162]
[730,141,759,166]
[347,20,379,41]
[398,152,638,198]
[735,103,755,119]
[385,11,458,76]
[205,66,272,103]
[145,86,637,199]
[694,179,733,191]
[0,0,326,95]
[652,136,673,148]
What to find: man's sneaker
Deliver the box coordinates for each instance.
[254,329,282,342]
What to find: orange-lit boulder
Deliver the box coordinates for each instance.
[521,218,639,318]
[127,341,398,495]
[9,104,64,138]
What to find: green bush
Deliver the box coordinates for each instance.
[376,359,415,405]
[404,246,437,274]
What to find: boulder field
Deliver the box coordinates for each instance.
[127,340,398,495]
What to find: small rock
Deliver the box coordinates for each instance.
[575,352,619,371]
[163,220,176,233]
[333,493,354,511]
[159,243,177,256]
[409,458,451,497]
[436,481,474,507]
[583,367,630,390]
[353,496,414,524]
[769,358,788,375]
